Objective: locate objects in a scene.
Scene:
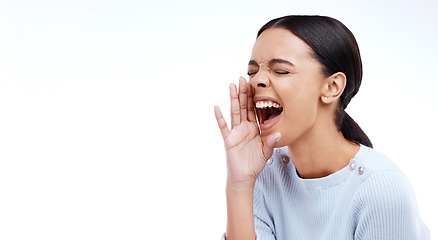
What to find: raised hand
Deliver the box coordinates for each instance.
[214,77,281,186]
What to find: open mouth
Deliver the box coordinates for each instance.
[255,100,284,128]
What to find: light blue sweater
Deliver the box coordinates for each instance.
[222,145,430,239]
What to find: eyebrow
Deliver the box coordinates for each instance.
[248,58,295,67]
[248,60,259,66]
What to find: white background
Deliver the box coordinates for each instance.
[0,0,437,239]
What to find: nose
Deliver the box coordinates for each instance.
[249,66,270,89]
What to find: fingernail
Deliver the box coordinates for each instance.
[275,134,281,143]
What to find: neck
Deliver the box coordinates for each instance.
[287,126,360,179]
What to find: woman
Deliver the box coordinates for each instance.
[214,15,430,240]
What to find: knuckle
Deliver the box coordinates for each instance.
[219,122,227,129]
[231,108,240,114]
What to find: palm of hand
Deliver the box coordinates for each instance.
[224,121,267,182]
[214,77,280,185]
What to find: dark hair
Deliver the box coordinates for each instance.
[257,15,373,148]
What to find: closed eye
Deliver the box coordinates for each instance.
[274,71,290,75]
[247,71,257,76]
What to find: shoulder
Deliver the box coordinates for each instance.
[354,169,417,211]
[353,145,416,207]
[353,145,402,180]
[253,147,293,205]
[351,146,430,239]
[257,147,292,180]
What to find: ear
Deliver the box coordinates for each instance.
[320,72,347,104]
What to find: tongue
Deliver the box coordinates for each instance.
[263,109,282,125]
[263,114,278,125]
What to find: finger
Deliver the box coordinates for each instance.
[262,133,281,161]
[246,83,257,123]
[214,105,231,139]
[229,83,240,128]
[238,77,248,122]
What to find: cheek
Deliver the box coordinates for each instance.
[280,83,319,123]
[284,99,318,129]
[275,86,319,142]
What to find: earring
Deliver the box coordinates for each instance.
[323,97,328,100]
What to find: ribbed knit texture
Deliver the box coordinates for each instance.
[222,145,430,240]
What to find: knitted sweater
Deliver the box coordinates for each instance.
[222,145,430,240]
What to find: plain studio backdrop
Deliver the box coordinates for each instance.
[0,0,437,239]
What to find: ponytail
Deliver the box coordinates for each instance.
[338,109,373,148]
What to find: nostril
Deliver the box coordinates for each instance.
[257,83,267,88]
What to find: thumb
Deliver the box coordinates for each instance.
[262,133,281,161]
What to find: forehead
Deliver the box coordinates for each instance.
[250,28,313,64]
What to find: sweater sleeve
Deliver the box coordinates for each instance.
[220,181,276,240]
[353,171,430,240]
[220,215,276,240]
[252,174,276,240]
[254,215,276,240]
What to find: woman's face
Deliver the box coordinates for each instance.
[248,28,329,147]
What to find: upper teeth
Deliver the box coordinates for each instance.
[255,101,281,109]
